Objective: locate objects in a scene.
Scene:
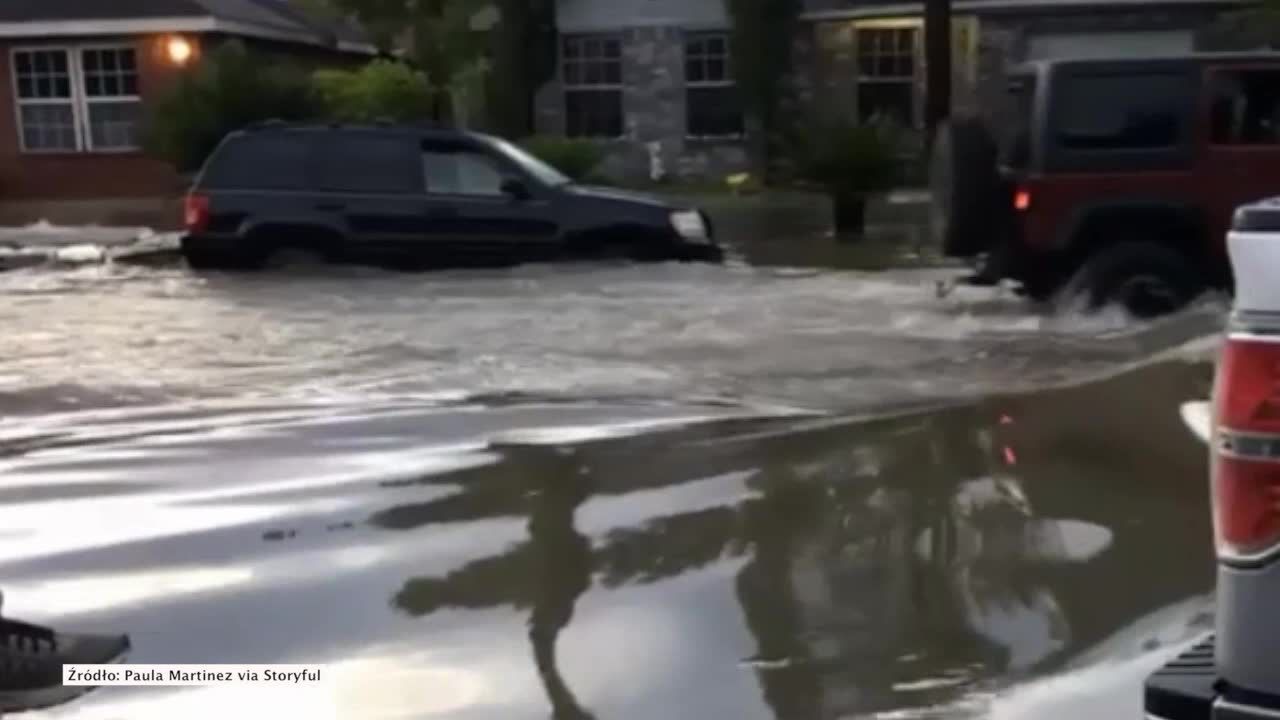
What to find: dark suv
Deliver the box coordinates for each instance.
[932,53,1280,316]
[181,124,723,270]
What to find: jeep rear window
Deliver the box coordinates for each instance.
[1053,71,1187,150]
[201,133,312,191]
[1004,74,1035,170]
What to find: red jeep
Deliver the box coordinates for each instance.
[931,53,1280,317]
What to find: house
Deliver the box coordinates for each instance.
[535,0,1247,182]
[0,0,375,226]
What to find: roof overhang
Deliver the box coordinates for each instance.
[801,0,1246,20]
[0,16,377,55]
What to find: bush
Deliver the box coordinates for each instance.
[146,41,319,172]
[518,136,605,182]
[801,120,902,198]
[312,60,435,123]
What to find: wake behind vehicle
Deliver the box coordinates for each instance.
[1145,197,1280,719]
[932,52,1280,317]
[181,124,722,270]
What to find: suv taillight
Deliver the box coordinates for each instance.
[1212,332,1280,562]
[184,193,210,233]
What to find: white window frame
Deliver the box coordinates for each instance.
[854,25,920,128]
[684,31,744,140]
[11,43,142,154]
[562,33,624,140]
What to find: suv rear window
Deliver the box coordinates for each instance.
[1052,71,1188,150]
[316,133,422,195]
[201,133,312,191]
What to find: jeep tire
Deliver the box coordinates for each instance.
[1065,242,1203,318]
[181,237,266,271]
[930,116,1002,258]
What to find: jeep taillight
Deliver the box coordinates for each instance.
[1212,333,1280,563]
[1013,188,1032,212]
[184,193,210,233]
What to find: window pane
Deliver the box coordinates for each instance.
[687,86,744,137]
[707,59,725,82]
[33,53,47,73]
[1055,72,1186,150]
[101,51,117,72]
[604,61,621,85]
[202,133,313,190]
[584,38,601,58]
[564,62,581,85]
[1211,70,1280,145]
[123,75,138,96]
[88,101,142,149]
[119,49,136,72]
[20,103,77,150]
[604,38,620,58]
[85,76,102,97]
[15,53,30,74]
[317,133,421,193]
[584,63,602,85]
[687,59,704,83]
[687,38,706,58]
[36,77,51,98]
[566,89,623,138]
[423,150,504,196]
[83,50,100,72]
[859,56,876,77]
[16,77,31,98]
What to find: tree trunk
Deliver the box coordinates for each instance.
[833,194,868,239]
[924,0,952,152]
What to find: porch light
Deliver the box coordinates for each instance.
[167,36,194,65]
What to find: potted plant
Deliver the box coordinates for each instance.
[802,120,901,238]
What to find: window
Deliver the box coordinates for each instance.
[316,134,422,194]
[12,46,141,152]
[856,28,917,127]
[1054,72,1187,150]
[563,35,623,138]
[201,133,313,191]
[685,33,744,138]
[423,147,505,196]
[1210,70,1280,145]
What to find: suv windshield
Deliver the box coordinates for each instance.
[489,137,572,188]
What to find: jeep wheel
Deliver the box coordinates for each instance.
[1066,242,1203,319]
[929,116,1002,258]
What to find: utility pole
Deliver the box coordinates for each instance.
[923,0,951,149]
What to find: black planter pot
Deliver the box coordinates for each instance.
[832,194,868,239]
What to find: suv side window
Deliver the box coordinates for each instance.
[202,133,311,191]
[316,133,422,194]
[1053,72,1186,150]
[1210,70,1280,145]
[422,143,506,197]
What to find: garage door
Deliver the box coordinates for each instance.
[1026,31,1193,61]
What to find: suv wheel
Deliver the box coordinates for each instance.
[1065,242,1202,318]
[181,237,266,271]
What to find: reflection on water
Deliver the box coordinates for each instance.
[4,358,1214,719]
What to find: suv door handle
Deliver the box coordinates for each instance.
[315,202,346,211]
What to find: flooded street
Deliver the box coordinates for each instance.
[0,233,1225,718]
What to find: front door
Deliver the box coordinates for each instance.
[420,141,560,266]
[1202,66,1280,253]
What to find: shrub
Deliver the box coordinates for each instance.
[801,120,902,199]
[518,136,605,182]
[312,60,435,123]
[146,41,319,172]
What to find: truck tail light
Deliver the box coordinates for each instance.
[1212,334,1280,563]
[184,193,210,233]
[1013,187,1032,212]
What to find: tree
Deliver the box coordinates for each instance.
[923,0,952,148]
[724,0,802,179]
[1199,0,1280,50]
[487,0,558,138]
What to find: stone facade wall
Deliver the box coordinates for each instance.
[534,25,750,183]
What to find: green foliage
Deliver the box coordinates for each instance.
[801,121,902,198]
[312,60,434,122]
[487,0,558,138]
[145,41,318,172]
[1198,3,1280,50]
[519,136,604,181]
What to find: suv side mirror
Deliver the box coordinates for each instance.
[501,178,531,201]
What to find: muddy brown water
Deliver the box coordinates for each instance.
[0,215,1226,719]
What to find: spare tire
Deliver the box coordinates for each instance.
[929,116,1002,258]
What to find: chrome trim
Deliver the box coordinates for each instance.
[1217,428,1280,462]
[1215,697,1280,720]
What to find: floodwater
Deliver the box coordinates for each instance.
[0,215,1226,719]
